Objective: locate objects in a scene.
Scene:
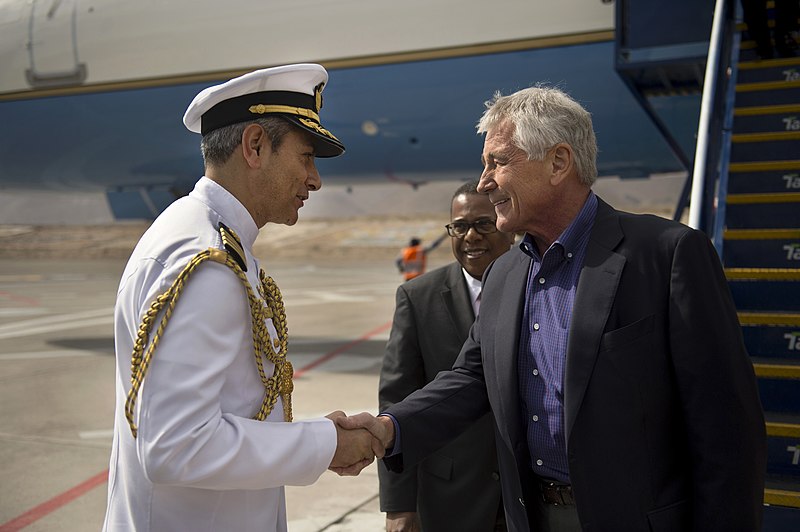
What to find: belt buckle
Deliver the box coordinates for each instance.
[541,481,573,506]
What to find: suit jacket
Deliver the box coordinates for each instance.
[385,198,766,532]
[379,262,502,531]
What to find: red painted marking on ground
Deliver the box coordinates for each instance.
[0,469,108,531]
[0,324,391,529]
[0,291,39,307]
[293,321,392,378]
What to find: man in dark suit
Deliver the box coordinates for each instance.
[379,180,515,531]
[341,86,766,531]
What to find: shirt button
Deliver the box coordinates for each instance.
[536,459,543,466]
[532,368,539,376]
[532,415,539,422]
[533,323,540,331]
[567,252,573,259]
[538,277,545,285]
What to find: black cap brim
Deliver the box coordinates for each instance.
[284,115,345,158]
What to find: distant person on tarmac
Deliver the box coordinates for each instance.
[396,234,447,281]
[103,64,380,532]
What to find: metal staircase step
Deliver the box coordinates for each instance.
[735,80,800,107]
[756,361,800,379]
[730,137,800,162]
[726,267,800,280]
[728,161,800,193]
[730,160,800,173]
[733,131,800,142]
[730,285,800,312]
[727,192,800,204]
[739,312,800,326]
[765,480,800,509]
[723,230,800,268]
[737,80,800,93]
[764,412,800,482]
[726,229,800,239]
[733,104,800,134]
[725,193,800,229]
[741,323,800,359]
[759,375,800,414]
[763,478,800,528]
[727,268,800,312]
[737,57,800,84]
[725,205,800,229]
[756,347,800,416]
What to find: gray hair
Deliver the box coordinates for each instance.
[476,85,598,186]
[200,116,294,167]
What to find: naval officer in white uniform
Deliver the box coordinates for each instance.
[103,64,378,531]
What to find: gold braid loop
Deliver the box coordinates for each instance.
[125,248,292,438]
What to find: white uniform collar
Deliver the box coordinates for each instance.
[192,176,259,250]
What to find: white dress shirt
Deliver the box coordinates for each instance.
[103,177,336,531]
[461,268,482,316]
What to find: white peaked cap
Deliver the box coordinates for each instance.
[183,63,344,157]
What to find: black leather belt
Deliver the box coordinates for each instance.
[540,481,575,505]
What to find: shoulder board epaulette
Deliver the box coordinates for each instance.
[218,222,247,272]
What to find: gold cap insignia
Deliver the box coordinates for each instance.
[314,83,324,112]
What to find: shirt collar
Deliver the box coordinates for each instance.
[191,176,259,251]
[519,191,597,260]
[461,267,482,313]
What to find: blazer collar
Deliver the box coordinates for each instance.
[490,249,530,450]
[441,262,475,338]
[564,198,626,443]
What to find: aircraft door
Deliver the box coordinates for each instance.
[26,0,87,88]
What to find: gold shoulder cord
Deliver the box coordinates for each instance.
[124,247,293,438]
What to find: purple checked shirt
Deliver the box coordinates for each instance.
[517,192,597,483]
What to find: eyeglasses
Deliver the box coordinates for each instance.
[445,219,498,237]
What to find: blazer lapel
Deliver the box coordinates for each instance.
[441,262,475,339]
[564,199,625,443]
[489,250,530,451]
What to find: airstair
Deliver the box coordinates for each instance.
[615,0,800,528]
[723,23,800,530]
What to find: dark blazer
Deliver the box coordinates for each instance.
[385,198,766,532]
[379,262,502,531]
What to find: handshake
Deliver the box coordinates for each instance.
[325,411,396,476]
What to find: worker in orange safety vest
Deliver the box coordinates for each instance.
[396,234,446,281]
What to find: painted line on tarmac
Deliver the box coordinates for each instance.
[0,431,109,450]
[0,350,103,361]
[0,308,113,339]
[0,307,111,330]
[293,321,392,378]
[79,429,115,439]
[0,470,108,532]
[0,308,47,318]
[0,322,390,530]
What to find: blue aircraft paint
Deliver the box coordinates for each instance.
[0,41,699,213]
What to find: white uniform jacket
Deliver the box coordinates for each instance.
[103,177,336,531]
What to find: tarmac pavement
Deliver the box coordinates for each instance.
[0,222,454,532]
